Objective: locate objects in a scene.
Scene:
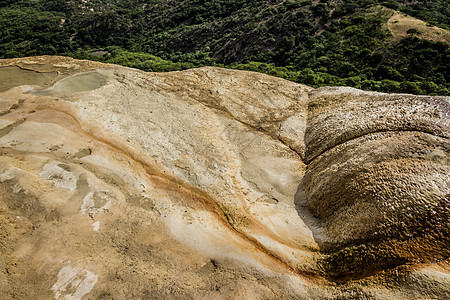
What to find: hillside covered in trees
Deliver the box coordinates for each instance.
[0,0,449,95]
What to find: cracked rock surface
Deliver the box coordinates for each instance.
[0,56,448,299]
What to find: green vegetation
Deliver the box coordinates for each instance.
[0,0,449,95]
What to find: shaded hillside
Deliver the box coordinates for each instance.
[0,0,449,94]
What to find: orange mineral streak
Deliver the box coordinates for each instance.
[5,98,324,282]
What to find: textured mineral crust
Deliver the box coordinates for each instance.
[0,56,448,299]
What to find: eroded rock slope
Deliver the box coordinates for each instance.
[0,56,448,299]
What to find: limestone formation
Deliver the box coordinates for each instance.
[0,56,448,299]
[298,87,449,280]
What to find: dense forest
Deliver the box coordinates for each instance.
[0,0,449,95]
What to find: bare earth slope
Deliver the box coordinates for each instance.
[0,56,449,299]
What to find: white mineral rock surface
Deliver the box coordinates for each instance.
[0,56,448,299]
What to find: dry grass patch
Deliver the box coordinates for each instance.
[387,12,450,43]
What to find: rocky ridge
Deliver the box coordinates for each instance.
[0,56,448,299]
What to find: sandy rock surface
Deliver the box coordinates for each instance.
[0,56,448,299]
